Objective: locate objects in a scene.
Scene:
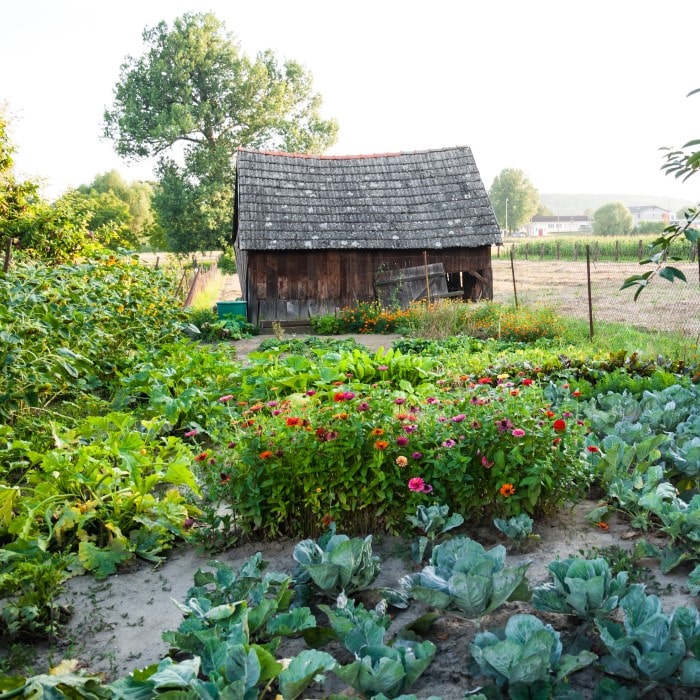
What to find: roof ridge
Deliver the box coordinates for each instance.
[237,146,469,160]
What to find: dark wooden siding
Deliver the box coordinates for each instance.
[245,247,492,323]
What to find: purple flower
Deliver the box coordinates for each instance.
[451,413,466,423]
[267,400,278,407]
[512,428,526,437]
[422,483,434,494]
[306,389,317,396]
[343,391,355,400]
[272,409,282,416]
[403,424,417,433]
[426,397,439,404]
[412,451,423,460]
[357,401,370,411]
[442,439,457,448]
[438,416,447,423]
[496,418,514,433]
[397,436,409,446]
[394,397,406,405]
[227,441,236,448]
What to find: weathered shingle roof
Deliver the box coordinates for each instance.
[234,146,501,251]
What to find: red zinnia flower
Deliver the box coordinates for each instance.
[286,417,302,426]
[587,445,600,453]
[553,419,567,433]
[194,452,208,462]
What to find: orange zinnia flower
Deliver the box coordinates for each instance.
[499,483,516,498]
[597,521,609,531]
[374,440,389,450]
[371,428,385,436]
[286,416,302,426]
[259,450,274,459]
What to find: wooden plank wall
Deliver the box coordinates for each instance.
[245,247,493,323]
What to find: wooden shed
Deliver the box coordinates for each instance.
[233,146,502,324]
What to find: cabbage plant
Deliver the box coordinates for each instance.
[407,502,464,563]
[323,594,436,698]
[293,528,380,596]
[399,536,530,618]
[595,586,700,687]
[532,556,630,620]
[469,613,596,693]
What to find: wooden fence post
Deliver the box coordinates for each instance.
[586,245,594,340]
[3,238,12,273]
[510,247,519,309]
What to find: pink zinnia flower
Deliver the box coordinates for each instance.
[408,477,425,492]
[451,414,466,423]
[512,428,526,437]
[397,436,409,446]
[395,397,406,405]
[218,395,234,403]
[184,429,198,438]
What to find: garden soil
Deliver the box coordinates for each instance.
[25,329,697,699]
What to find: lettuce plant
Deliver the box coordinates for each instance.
[595,585,700,687]
[400,536,530,618]
[469,613,596,694]
[532,556,630,620]
[293,527,380,596]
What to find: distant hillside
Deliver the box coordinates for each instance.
[540,193,694,217]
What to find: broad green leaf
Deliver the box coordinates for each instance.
[277,649,335,700]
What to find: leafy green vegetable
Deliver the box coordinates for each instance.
[293,528,380,596]
[532,557,630,619]
[400,536,530,618]
[469,613,595,692]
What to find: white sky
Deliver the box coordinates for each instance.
[3,0,700,204]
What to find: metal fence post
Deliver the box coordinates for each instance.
[586,245,594,340]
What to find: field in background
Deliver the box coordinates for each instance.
[492,258,700,337]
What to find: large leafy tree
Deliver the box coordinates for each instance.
[623,88,700,298]
[489,169,539,234]
[77,170,156,245]
[103,12,339,252]
[592,202,633,236]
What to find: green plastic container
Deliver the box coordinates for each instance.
[216,300,247,320]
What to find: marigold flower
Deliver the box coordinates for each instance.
[597,521,609,531]
[396,455,408,467]
[499,483,516,498]
[371,428,385,436]
[553,419,567,433]
[259,450,274,459]
[374,440,389,450]
[511,428,526,438]
[194,452,208,462]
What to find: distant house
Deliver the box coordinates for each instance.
[628,205,672,226]
[233,146,502,324]
[525,215,591,237]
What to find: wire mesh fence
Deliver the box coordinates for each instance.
[492,246,700,340]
